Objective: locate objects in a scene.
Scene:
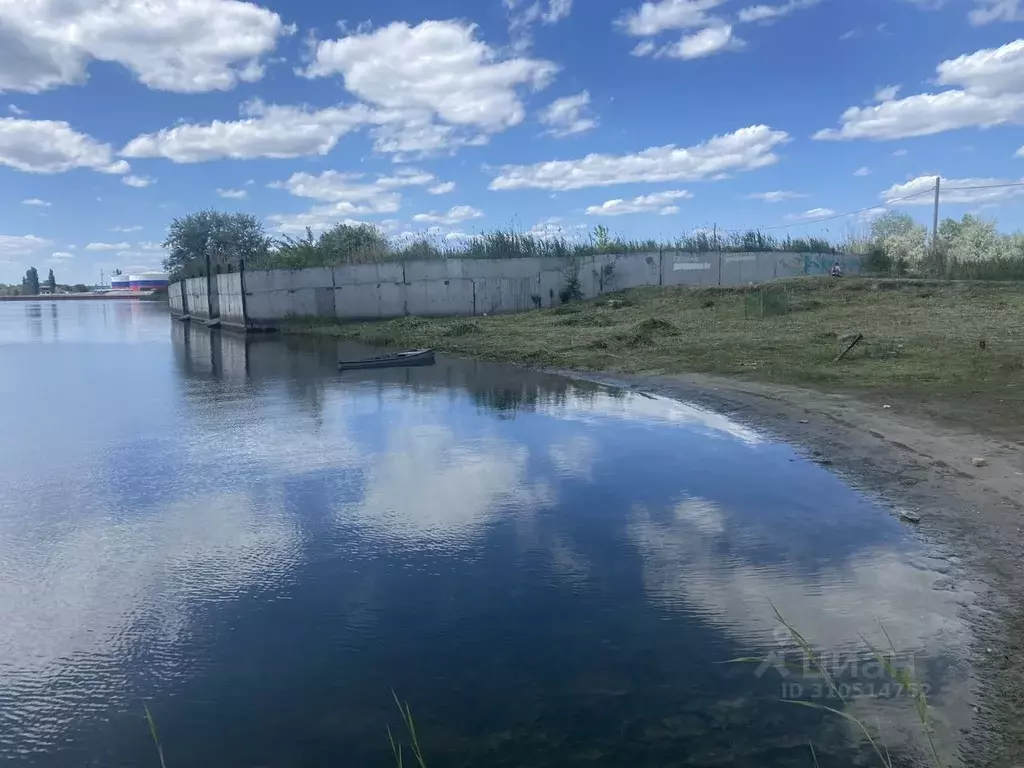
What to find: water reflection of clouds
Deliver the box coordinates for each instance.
[341,425,555,550]
[627,499,973,759]
[548,435,597,480]
[0,488,301,759]
[630,500,968,652]
[0,489,300,677]
[537,391,764,445]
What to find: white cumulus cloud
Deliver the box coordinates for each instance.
[300,20,557,149]
[746,190,806,202]
[0,118,129,174]
[0,234,52,257]
[217,188,248,199]
[269,171,400,213]
[853,166,872,176]
[785,207,836,221]
[657,24,744,59]
[970,0,1024,24]
[540,91,598,137]
[525,218,587,240]
[737,0,820,23]
[85,242,131,251]
[412,206,485,225]
[874,84,902,102]
[505,0,574,49]
[616,0,728,36]
[428,181,456,195]
[21,198,50,206]
[815,39,1024,141]
[121,100,373,163]
[585,190,692,216]
[267,168,445,234]
[881,175,1024,204]
[123,21,560,161]
[122,174,155,188]
[490,125,789,191]
[0,0,289,94]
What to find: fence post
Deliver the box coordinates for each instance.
[239,258,249,330]
[205,253,214,319]
[180,277,189,317]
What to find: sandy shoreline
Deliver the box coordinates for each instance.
[562,369,1023,767]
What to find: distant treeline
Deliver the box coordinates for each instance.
[160,209,1024,282]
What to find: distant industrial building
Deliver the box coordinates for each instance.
[109,272,169,292]
[129,272,169,291]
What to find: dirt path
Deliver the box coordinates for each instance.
[566,371,1024,767]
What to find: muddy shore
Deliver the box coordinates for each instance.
[565,370,1023,767]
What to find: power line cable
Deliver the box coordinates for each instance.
[718,187,935,234]
[717,180,1024,236]
[941,180,1024,191]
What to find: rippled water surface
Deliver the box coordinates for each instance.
[0,300,972,767]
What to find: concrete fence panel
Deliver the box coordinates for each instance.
[404,278,475,316]
[184,277,210,319]
[475,276,541,314]
[216,273,245,327]
[335,281,406,319]
[168,282,185,315]
[663,252,720,287]
[334,263,405,285]
[539,268,564,307]
[598,252,661,292]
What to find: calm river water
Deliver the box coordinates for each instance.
[0,300,973,767]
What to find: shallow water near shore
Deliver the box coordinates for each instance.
[0,300,973,767]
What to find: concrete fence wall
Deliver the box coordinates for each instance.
[168,281,185,315]
[171,251,861,329]
[182,277,208,320]
[216,272,245,328]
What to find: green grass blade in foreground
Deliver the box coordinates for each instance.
[387,724,404,768]
[768,598,845,703]
[390,690,428,768]
[143,704,167,768]
[784,700,893,768]
[718,656,811,675]
[861,624,944,768]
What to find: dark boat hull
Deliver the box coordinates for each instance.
[338,349,435,371]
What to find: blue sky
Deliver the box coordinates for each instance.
[2,0,1024,284]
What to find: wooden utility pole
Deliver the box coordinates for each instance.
[931,176,941,257]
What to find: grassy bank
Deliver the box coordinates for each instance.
[285,277,1024,429]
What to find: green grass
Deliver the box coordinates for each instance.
[286,277,1024,430]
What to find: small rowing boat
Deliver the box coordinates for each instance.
[338,349,435,371]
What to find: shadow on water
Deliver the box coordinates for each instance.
[0,307,975,768]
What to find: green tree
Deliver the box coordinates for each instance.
[46,269,56,293]
[163,211,271,278]
[938,214,1005,263]
[316,223,388,263]
[72,283,90,293]
[21,267,39,295]
[869,212,929,265]
[274,223,390,267]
